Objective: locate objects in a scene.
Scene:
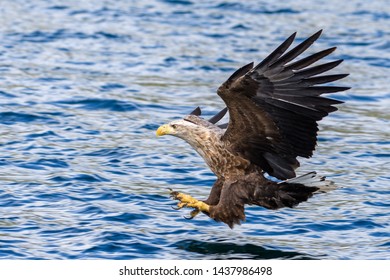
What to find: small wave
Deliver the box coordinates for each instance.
[0,112,58,125]
[11,29,132,44]
[51,98,137,112]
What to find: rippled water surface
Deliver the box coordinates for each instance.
[0,0,389,259]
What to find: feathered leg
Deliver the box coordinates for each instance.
[203,179,223,205]
[208,180,248,228]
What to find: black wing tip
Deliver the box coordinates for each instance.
[208,107,228,124]
[289,29,322,41]
[323,46,337,54]
[313,29,323,36]
[189,106,201,116]
[284,29,323,46]
[338,73,350,79]
[330,59,345,69]
[286,32,297,44]
[253,32,297,72]
[329,59,344,65]
[337,86,351,92]
[306,29,323,42]
[294,59,345,77]
[328,86,351,92]
[289,31,298,38]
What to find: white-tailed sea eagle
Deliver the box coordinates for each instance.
[156,30,349,228]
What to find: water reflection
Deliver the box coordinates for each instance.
[173,239,319,260]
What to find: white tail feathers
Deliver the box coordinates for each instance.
[279,171,337,193]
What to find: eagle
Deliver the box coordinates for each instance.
[156,30,349,228]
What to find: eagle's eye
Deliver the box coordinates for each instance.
[171,124,177,129]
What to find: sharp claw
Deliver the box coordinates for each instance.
[172,203,185,210]
[172,202,187,210]
[184,209,200,220]
[169,191,180,200]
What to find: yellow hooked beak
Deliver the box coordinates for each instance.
[156,124,172,137]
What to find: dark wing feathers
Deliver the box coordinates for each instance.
[188,106,228,126]
[226,62,254,83]
[275,74,349,88]
[218,30,349,180]
[282,59,344,82]
[284,47,336,70]
[189,106,201,116]
[266,30,322,70]
[254,32,296,72]
[208,107,228,124]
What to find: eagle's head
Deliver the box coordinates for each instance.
[156,108,226,152]
[156,119,198,140]
[156,117,222,172]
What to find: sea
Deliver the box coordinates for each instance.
[0,0,389,259]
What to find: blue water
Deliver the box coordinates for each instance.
[0,0,389,260]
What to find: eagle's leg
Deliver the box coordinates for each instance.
[169,190,210,217]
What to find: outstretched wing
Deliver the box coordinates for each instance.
[217,30,350,180]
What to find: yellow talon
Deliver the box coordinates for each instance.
[185,209,200,220]
[170,190,210,213]
[177,202,187,209]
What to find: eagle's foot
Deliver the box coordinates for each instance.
[184,209,200,220]
[169,189,210,216]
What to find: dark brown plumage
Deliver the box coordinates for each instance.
[157,30,349,228]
